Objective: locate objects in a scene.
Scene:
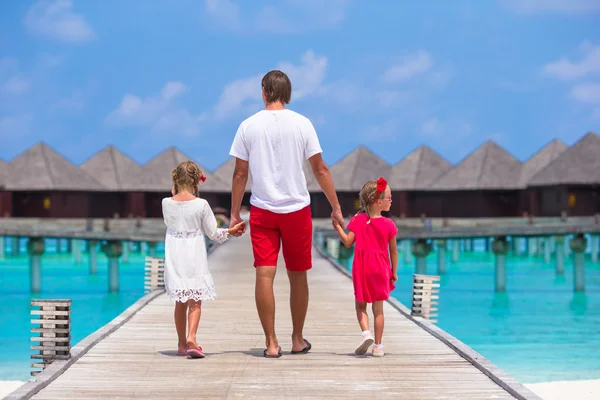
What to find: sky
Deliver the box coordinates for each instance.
[1,0,599,170]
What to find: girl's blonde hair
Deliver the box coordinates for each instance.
[357,177,389,220]
[172,161,203,196]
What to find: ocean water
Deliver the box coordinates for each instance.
[336,236,600,384]
[0,238,164,382]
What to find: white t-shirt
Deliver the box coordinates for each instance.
[229,109,323,214]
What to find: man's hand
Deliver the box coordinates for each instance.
[229,214,246,236]
[331,208,344,229]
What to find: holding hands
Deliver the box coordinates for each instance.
[228,214,247,237]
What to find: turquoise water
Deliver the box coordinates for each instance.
[336,236,600,384]
[0,238,164,381]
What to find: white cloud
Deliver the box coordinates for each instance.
[570,83,600,104]
[382,51,434,83]
[212,50,327,119]
[1,75,31,95]
[24,0,95,43]
[542,42,600,81]
[421,118,443,137]
[204,0,349,33]
[364,120,398,140]
[502,0,600,14]
[106,81,204,136]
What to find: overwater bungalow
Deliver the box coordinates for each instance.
[424,141,523,218]
[80,146,149,218]
[528,132,600,216]
[0,160,12,217]
[5,143,105,218]
[388,145,451,218]
[141,147,229,217]
[517,139,567,216]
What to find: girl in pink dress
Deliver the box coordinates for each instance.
[333,177,398,357]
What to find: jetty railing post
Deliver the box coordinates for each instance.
[30,299,71,376]
[88,239,98,275]
[570,234,587,292]
[411,239,432,275]
[555,236,565,275]
[144,257,165,293]
[411,274,440,323]
[492,236,508,293]
[27,238,45,293]
[436,240,446,275]
[102,240,123,293]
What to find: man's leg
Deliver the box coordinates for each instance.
[287,269,309,351]
[281,206,313,352]
[249,206,281,356]
[256,266,279,355]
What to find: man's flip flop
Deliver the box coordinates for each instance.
[263,346,283,358]
[291,339,312,355]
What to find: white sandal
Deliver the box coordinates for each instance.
[355,332,374,355]
[372,344,385,357]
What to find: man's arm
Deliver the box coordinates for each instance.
[308,153,344,228]
[230,157,248,234]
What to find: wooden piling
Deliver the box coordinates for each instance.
[30,299,71,376]
[410,274,440,323]
[144,257,165,293]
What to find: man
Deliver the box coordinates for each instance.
[229,70,344,358]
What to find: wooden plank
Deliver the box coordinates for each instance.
[20,236,530,400]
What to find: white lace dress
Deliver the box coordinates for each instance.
[162,197,229,302]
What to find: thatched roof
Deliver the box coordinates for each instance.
[518,139,567,187]
[529,132,600,186]
[329,146,392,191]
[213,157,252,192]
[389,146,452,190]
[0,160,10,188]
[428,141,522,190]
[143,147,227,192]
[80,146,148,191]
[6,142,104,191]
[214,157,317,192]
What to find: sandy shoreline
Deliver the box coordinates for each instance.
[2,379,599,399]
[525,379,600,400]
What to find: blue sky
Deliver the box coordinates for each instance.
[1,0,599,170]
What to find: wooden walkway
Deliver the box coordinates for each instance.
[30,235,525,399]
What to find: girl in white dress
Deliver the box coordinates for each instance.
[162,161,245,358]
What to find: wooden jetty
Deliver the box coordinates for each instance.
[8,235,540,400]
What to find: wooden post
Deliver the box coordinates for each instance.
[544,237,551,264]
[12,236,19,256]
[148,241,157,258]
[411,239,432,275]
[591,235,598,263]
[436,240,446,275]
[411,274,440,323]
[527,238,535,257]
[88,240,98,275]
[0,236,4,259]
[30,299,71,376]
[144,257,165,293]
[141,242,148,254]
[326,237,340,259]
[570,234,587,292]
[452,240,459,263]
[102,240,123,293]
[73,239,82,265]
[27,238,45,293]
[122,240,129,263]
[492,237,508,293]
[555,236,565,275]
[404,240,411,263]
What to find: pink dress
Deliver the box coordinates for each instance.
[348,213,398,303]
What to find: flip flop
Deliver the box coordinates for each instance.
[186,345,205,359]
[291,339,312,355]
[263,346,283,358]
[176,351,187,356]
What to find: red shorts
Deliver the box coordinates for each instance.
[249,205,313,271]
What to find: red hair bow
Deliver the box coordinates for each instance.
[373,177,387,203]
[200,175,206,182]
